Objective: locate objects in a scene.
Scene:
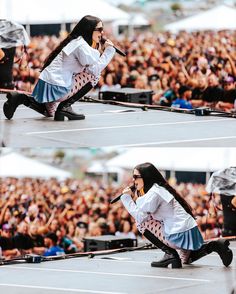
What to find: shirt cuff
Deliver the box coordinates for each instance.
[105,46,116,55]
[120,193,132,203]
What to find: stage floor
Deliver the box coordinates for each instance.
[1,94,236,147]
[0,241,235,294]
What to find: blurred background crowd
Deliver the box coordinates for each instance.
[12,30,236,111]
[0,176,223,259]
[0,0,236,261]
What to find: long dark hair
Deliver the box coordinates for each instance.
[134,162,194,217]
[41,15,102,71]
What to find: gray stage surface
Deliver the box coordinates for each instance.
[1,94,236,147]
[0,242,235,294]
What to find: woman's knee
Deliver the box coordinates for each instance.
[45,102,58,116]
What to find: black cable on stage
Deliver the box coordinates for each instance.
[81,96,236,119]
[0,243,154,266]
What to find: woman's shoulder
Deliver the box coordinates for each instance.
[62,36,89,56]
[149,183,174,202]
[149,183,162,192]
[148,183,164,195]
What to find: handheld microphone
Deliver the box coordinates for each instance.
[101,37,126,57]
[110,184,136,204]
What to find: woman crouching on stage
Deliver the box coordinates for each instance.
[3,15,115,121]
[120,162,233,268]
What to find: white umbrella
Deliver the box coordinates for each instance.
[206,167,236,196]
[0,20,30,48]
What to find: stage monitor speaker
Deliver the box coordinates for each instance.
[83,235,137,252]
[99,88,153,104]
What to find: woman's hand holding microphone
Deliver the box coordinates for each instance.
[122,184,138,200]
[98,37,113,54]
[110,184,136,204]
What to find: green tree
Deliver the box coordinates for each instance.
[54,150,65,164]
[170,2,182,14]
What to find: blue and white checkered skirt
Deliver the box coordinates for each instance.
[165,226,204,250]
[32,79,71,103]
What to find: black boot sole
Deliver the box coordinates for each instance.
[54,111,85,121]
[3,92,24,120]
[151,257,182,268]
[3,101,13,120]
[211,240,233,267]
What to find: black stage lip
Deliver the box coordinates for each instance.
[0,241,235,294]
[1,93,236,148]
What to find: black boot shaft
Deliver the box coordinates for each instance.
[143,230,182,268]
[143,230,179,257]
[57,82,93,110]
[55,82,92,121]
[189,239,233,267]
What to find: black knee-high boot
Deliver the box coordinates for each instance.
[3,92,49,119]
[143,230,182,268]
[188,239,233,267]
[54,82,93,121]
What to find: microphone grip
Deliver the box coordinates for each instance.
[110,184,135,204]
[110,194,122,204]
[114,47,126,57]
[101,37,126,57]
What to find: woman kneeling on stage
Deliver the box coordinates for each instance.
[120,162,233,268]
[3,15,115,121]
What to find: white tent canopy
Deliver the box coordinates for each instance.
[111,13,150,36]
[106,148,236,172]
[165,5,236,32]
[112,14,150,27]
[87,161,124,183]
[0,152,71,179]
[87,162,123,174]
[105,0,136,6]
[0,0,129,24]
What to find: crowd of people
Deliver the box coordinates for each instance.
[0,176,224,260]
[12,30,236,112]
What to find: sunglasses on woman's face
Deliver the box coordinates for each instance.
[133,175,142,180]
[94,27,103,32]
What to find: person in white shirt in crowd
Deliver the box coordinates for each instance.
[100,73,121,92]
[3,15,115,121]
[115,219,136,239]
[121,162,233,268]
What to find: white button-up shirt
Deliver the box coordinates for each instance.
[40,36,115,88]
[121,183,197,235]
